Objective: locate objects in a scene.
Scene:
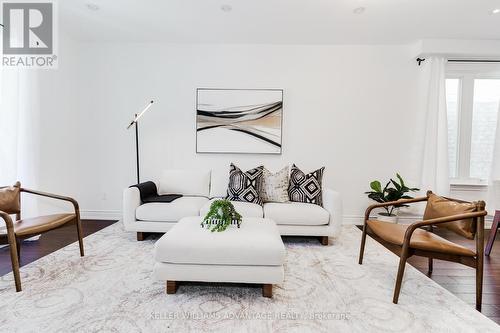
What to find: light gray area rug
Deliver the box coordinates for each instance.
[0,223,498,333]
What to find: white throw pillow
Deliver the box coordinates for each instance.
[209,166,230,198]
[158,169,211,197]
[261,166,290,203]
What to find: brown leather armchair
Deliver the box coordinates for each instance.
[358,191,487,311]
[0,181,84,292]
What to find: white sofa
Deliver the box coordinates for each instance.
[123,168,343,242]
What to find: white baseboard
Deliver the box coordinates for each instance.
[80,210,122,220]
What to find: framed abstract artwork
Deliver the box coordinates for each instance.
[196,88,283,154]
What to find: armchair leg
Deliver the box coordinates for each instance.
[476,215,485,311]
[9,238,22,292]
[428,258,433,275]
[476,261,483,311]
[358,225,368,264]
[75,216,84,257]
[320,236,329,246]
[485,210,499,256]
[393,250,409,304]
[16,238,21,261]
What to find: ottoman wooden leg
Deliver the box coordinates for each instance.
[137,232,154,241]
[262,284,272,298]
[320,236,329,246]
[166,281,178,294]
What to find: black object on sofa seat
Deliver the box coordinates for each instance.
[130,181,182,203]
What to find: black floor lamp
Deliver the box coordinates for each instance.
[127,100,154,184]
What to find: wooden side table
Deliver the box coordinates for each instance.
[486,210,500,256]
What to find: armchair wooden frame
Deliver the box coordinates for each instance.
[358,191,487,311]
[0,183,84,292]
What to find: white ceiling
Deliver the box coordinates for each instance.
[60,0,500,44]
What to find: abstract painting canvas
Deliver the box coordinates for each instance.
[196,89,283,154]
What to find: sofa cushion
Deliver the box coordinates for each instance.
[226,163,264,205]
[288,164,325,206]
[423,193,478,239]
[209,166,230,198]
[158,169,211,197]
[261,166,289,203]
[0,183,20,214]
[263,202,329,226]
[136,197,209,222]
[200,198,263,218]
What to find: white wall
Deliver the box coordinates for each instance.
[32,42,424,222]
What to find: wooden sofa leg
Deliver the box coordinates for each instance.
[166,281,178,294]
[320,236,329,246]
[137,232,146,241]
[263,284,272,298]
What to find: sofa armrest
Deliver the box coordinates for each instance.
[323,188,343,238]
[123,187,141,230]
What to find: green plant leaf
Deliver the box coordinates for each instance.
[370,180,382,193]
[367,192,385,203]
[390,179,402,191]
[366,175,420,208]
[202,199,242,232]
[396,173,405,187]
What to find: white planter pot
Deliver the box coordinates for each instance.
[377,213,399,224]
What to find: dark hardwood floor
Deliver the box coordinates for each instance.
[0,219,116,276]
[1,220,499,324]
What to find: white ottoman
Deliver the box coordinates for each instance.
[153,216,286,297]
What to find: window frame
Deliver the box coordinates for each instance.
[446,62,500,187]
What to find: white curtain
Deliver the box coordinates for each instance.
[418,56,450,195]
[0,68,41,214]
[0,68,20,184]
[487,103,500,213]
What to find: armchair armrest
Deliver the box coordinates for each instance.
[403,210,487,243]
[364,196,428,222]
[20,188,80,213]
[1,209,19,246]
[123,187,141,230]
[0,210,19,261]
[0,210,14,231]
[323,188,343,238]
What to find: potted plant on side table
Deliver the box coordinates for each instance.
[365,173,419,223]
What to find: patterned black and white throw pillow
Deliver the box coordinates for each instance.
[288,164,325,206]
[226,163,264,205]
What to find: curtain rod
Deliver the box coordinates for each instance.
[448,59,500,63]
[416,58,500,66]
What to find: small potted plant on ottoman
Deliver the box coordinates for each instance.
[201,199,242,232]
[365,173,419,223]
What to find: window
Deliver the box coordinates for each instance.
[446,63,500,185]
[446,79,460,178]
